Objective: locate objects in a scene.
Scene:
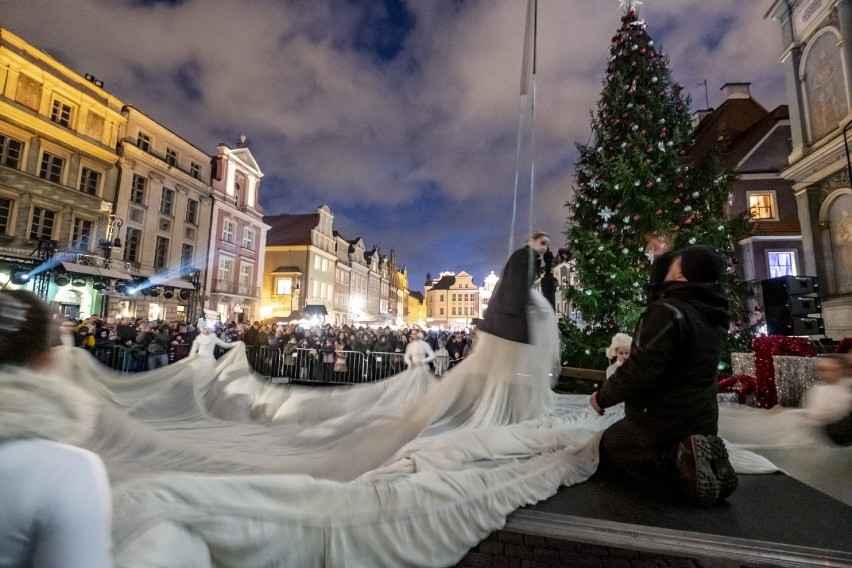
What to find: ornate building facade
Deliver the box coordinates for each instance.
[207,140,268,323]
[0,27,126,317]
[767,0,852,338]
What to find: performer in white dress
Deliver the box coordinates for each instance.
[0,290,112,568]
[187,318,241,363]
[404,330,436,369]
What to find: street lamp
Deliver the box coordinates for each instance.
[98,215,124,316]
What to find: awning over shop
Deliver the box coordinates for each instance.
[303,304,329,316]
[60,261,133,281]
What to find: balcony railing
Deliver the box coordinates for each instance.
[211,279,259,297]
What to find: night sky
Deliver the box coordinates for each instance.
[0,0,786,288]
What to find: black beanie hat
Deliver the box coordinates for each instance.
[677,245,725,283]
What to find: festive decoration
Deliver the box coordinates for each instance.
[750,336,815,408]
[773,356,817,407]
[560,3,748,369]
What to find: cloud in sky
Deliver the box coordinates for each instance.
[0,0,786,286]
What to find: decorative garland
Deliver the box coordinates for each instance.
[718,335,814,408]
[835,337,852,354]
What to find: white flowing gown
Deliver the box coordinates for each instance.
[31,292,848,567]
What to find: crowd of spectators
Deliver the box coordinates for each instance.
[60,315,475,379]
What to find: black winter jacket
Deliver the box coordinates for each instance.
[596,281,730,438]
[478,246,538,344]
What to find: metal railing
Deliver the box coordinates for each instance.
[78,343,458,382]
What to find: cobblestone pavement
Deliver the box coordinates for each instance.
[454,531,784,568]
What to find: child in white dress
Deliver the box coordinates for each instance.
[605,332,632,379]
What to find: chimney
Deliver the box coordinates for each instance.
[691,108,714,128]
[720,82,751,100]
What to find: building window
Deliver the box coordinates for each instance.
[160,187,175,216]
[137,132,151,152]
[79,167,101,196]
[239,264,252,292]
[0,197,12,234]
[185,198,199,225]
[50,99,74,128]
[38,152,64,183]
[275,278,292,295]
[242,228,255,250]
[71,218,94,250]
[181,243,194,272]
[131,174,147,204]
[747,192,776,221]
[154,236,169,270]
[29,207,55,240]
[0,134,24,169]
[190,161,201,180]
[767,251,798,278]
[222,220,235,244]
[15,75,41,110]
[219,258,233,283]
[123,227,141,263]
[165,148,178,167]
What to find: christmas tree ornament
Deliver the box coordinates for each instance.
[598,207,615,221]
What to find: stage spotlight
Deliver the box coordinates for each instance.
[115,281,129,295]
[10,270,31,285]
[162,287,175,299]
[71,276,87,288]
[179,289,191,301]
[148,286,161,298]
[92,278,108,291]
[55,273,71,286]
[140,287,152,296]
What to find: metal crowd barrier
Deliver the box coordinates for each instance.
[82,342,460,381]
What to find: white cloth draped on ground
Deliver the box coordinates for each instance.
[717,403,852,505]
[29,289,841,567]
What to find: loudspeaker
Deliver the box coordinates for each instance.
[761,275,823,336]
[761,275,818,299]
[764,316,826,336]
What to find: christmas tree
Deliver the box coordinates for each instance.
[562,2,752,370]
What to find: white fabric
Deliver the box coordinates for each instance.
[801,378,852,424]
[8,291,847,566]
[0,438,113,568]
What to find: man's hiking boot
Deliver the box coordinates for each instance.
[676,434,737,506]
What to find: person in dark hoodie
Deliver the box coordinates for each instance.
[589,244,738,506]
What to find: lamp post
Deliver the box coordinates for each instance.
[99,215,124,267]
[98,215,124,316]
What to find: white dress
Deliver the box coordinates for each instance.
[8,292,835,567]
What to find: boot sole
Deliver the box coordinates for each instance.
[676,435,720,506]
[707,435,738,501]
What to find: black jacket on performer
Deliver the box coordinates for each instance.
[478,246,538,344]
[596,280,730,439]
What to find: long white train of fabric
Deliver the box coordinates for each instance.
[51,293,831,567]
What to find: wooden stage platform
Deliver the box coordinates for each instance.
[499,472,852,567]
